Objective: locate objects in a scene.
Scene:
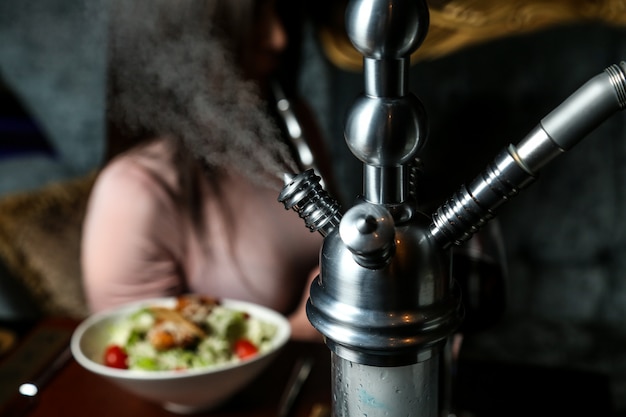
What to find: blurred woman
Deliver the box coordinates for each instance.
[81,0,334,341]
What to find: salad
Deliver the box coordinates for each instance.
[102,295,278,371]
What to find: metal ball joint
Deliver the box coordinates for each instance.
[339,202,395,269]
[344,93,427,166]
[345,0,430,58]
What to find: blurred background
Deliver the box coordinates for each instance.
[1,0,626,415]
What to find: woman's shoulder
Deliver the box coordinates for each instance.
[92,139,179,205]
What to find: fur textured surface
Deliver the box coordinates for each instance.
[0,172,97,318]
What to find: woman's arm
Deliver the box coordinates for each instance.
[81,158,186,312]
[288,266,324,342]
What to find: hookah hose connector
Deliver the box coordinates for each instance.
[430,61,626,248]
[278,170,342,237]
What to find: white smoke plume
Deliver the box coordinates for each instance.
[107,0,298,189]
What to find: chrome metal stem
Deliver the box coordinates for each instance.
[282,1,460,416]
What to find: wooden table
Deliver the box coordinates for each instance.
[0,318,332,417]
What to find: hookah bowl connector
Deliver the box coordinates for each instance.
[278,169,461,368]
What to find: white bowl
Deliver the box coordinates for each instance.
[71,297,290,414]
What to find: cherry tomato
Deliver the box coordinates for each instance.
[234,339,258,359]
[104,344,128,369]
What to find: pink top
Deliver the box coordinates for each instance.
[81,139,323,332]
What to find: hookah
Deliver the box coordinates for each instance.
[279,0,626,416]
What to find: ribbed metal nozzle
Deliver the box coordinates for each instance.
[278,169,342,237]
[606,62,626,108]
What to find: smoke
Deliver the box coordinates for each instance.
[108,0,298,189]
